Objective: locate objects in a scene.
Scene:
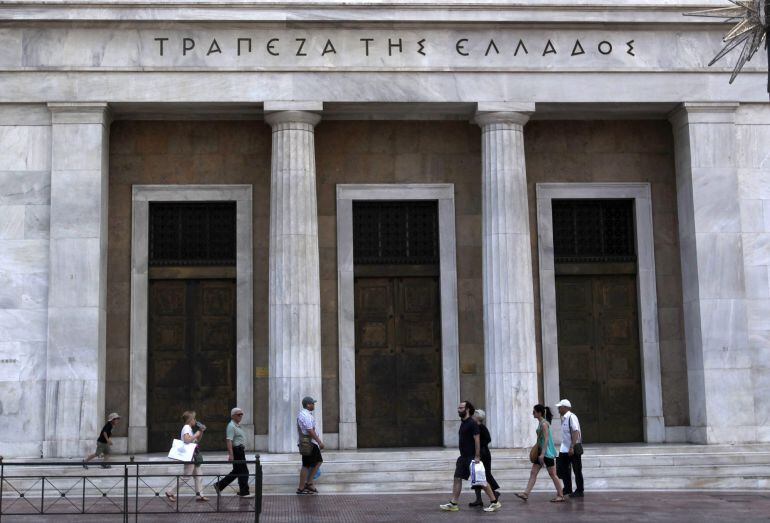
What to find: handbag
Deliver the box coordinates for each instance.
[470,461,487,488]
[167,438,197,462]
[569,415,584,456]
[529,444,540,464]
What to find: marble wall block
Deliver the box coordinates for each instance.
[736,104,770,442]
[0,104,51,457]
[43,103,110,457]
[670,103,755,443]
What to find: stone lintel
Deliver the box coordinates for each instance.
[668,102,739,129]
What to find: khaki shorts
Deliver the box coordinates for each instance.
[95,442,111,456]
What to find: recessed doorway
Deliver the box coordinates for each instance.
[353,201,443,448]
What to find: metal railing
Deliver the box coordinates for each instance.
[0,456,263,522]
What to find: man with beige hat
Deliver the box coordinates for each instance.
[83,412,120,469]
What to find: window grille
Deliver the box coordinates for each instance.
[552,199,636,263]
[353,201,439,265]
[149,202,236,266]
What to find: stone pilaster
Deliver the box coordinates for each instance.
[669,103,755,444]
[265,110,323,453]
[44,103,110,457]
[475,110,538,448]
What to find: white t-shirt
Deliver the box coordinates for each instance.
[181,424,194,443]
[297,408,320,447]
[559,412,582,453]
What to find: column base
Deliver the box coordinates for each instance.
[338,422,358,449]
[644,415,666,443]
[43,438,94,458]
[128,425,148,454]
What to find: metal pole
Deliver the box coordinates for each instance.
[0,456,4,517]
[133,458,138,523]
[40,475,45,514]
[123,465,129,523]
[81,469,86,514]
[254,456,262,523]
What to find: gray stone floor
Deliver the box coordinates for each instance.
[4,491,770,522]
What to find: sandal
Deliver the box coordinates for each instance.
[515,492,529,501]
[550,496,566,503]
[196,495,209,502]
[296,488,308,495]
[304,483,318,493]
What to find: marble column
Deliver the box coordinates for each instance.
[43,103,110,457]
[669,103,755,444]
[265,109,323,453]
[475,109,539,449]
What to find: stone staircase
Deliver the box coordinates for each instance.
[3,444,770,497]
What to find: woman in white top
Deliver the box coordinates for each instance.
[165,410,209,502]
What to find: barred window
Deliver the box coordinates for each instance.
[149,202,236,266]
[353,201,439,265]
[552,199,636,263]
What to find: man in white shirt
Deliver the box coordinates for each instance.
[297,396,325,495]
[556,399,584,498]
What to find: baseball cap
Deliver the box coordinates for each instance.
[555,399,572,408]
[107,412,121,421]
[302,396,317,408]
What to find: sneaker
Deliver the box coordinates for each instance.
[439,502,459,512]
[468,499,483,507]
[483,501,502,512]
[237,492,253,498]
[568,492,584,498]
[82,461,89,470]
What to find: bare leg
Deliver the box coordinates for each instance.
[451,478,462,502]
[306,463,321,488]
[482,484,497,502]
[298,467,309,491]
[547,466,564,497]
[84,453,97,462]
[524,464,541,495]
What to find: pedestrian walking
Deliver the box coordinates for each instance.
[165,410,208,502]
[297,396,324,495]
[83,413,120,469]
[439,401,502,513]
[515,404,565,503]
[469,409,500,508]
[214,407,252,497]
[555,399,584,498]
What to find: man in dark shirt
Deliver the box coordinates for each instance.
[439,401,502,512]
[83,413,120,469]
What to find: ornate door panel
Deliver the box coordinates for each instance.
[556,274,643,443]
[148,279,236,452]
[355,277,442,447]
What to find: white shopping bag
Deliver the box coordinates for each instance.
[470,460,487,488]
[167,438,197,462]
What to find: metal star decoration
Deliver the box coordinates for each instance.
[685,0,769,91]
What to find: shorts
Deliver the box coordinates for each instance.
[454,456,473,480]
[538,456,555,468]
[301,444,323,467]
[95,442,110,457]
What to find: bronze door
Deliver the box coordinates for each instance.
[148,279,236,452]
[355,277,442,447]
[556,274,643,443]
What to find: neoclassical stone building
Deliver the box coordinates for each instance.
[0,0,768,457]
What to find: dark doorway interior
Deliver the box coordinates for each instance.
[353,201,443,448]
[553,199,644,443]
[146,202,237,452]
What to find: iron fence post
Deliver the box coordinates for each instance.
[40,474,45,514]
[123,464,129,523]
[132,457,138,523]
[1,456,4,517]
[254,456,262,522]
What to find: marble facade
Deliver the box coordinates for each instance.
[0,1,769,456]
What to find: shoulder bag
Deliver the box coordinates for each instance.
[297,420,314,457]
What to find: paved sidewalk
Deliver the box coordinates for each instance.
[5,491,770,522]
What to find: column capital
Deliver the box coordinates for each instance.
[264,110,322,128]
[474,111,532,128]
[668,102,739,129]
[47,102,111,125]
